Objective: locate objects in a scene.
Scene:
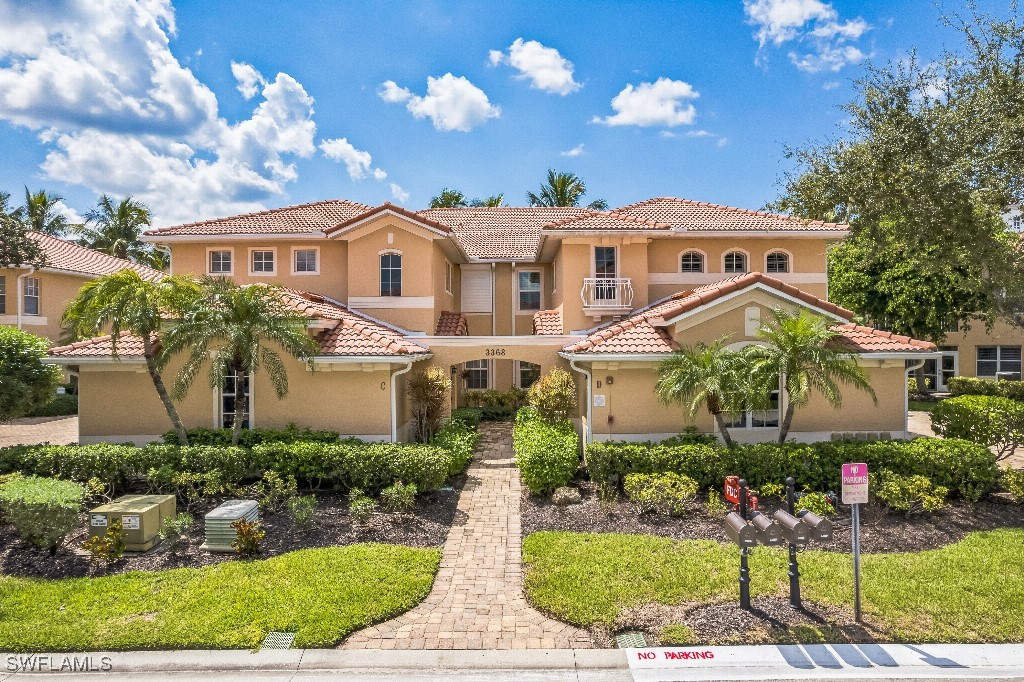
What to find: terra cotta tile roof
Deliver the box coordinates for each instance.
[28,233,163,280]
[435,311,468,336]
[541,210,673,231]
[532,310,563,335]
[419,206,588,260]
[562,273,932,355]
[611,197,848,232]
[325,203,452,236]
[50,288,430,359]
[144,199,372,237]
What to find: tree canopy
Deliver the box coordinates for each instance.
[527,170,607,210]
[0,326,61,423]
[0,192,45,269]
[76,194,163,267]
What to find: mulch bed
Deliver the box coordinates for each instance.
[522,480,1024,553]
[0,475,465,579]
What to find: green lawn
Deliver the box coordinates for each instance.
[523,530,1024,643]
[908,400,938,412]
[0,544,440,651]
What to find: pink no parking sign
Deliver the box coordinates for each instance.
[841,462,869,505]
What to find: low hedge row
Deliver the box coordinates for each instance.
[584,437,999,502]
[161,424,343,447]
[947,376,1024,401]
[433,417,479,476]
[513,407,579,495]
[26,394,78,418]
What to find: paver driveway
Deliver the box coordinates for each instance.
[0,415,77,447]
[343,421,593,650]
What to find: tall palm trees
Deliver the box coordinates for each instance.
[748,308,876,443]
[76,194,161,266]
[23,188,72,236]
[62,271,200,445]
[161,279,318,446]
[527,169,608,210]
[429,189,505,208]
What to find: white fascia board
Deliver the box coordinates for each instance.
[856,351,942,360]
[559,352,671,362]
[661,283,850,326]
[419,335,583,347]
[44,356,146,365]
[542,229,669,237]
[141,232,326,243]
[312,353,433,364]
[670,229,850,238]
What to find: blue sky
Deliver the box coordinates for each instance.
[0,0,1005,227]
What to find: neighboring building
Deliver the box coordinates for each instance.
[0,232,163,344]
[48,198,939,444]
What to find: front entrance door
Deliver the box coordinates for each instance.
[921,350,958,391]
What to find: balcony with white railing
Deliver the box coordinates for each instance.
[581,277,634,316]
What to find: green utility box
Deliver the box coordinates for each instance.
[89,494,176,552]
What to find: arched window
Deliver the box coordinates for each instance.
[680,250,705,273]
[380,252,402,296]
[766,251,790,273]
[724,250,747,274]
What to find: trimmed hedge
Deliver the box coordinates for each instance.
[584,437,999,502]
[0,475,84,551]
[450,408,482,429]
[26,393,78,417]
[162,424,342,447]
[432,417,479,476]
[931,395,1024,459]
[947,376,1024,401]
[513,407,580,495]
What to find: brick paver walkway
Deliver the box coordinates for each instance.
[0,415,78,447]
[343,422,593,650]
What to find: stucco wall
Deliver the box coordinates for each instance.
[0,268,92,343]
[944,318,1024,379]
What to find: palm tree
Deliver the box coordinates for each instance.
[24,188,72,236]
[76,194,161,266]
[655,339,751,447]
[469,194,505,207]
[429,188,469,208]
[526,169,608,210]
[746,308,877,443]
[62,270,201,445]
[161,279,318,446]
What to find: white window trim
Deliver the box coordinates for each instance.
[463,359,491,390]
[722,248,750,274]
[976,345,1022,377]
[764,248,793,274]
[444,260,454,296]
[678,248,707,274]
[22,276,40,316]
[516,268,543,313]
[290,246,320,276]
[206,247,234,276]
[379,249,403,297]
[514,360,542,389]
[248,247,277,277]
[214,371,254,429]
[591,245,618,278]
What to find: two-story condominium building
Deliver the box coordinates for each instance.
[48,197,939,445]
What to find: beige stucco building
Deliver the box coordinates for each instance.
[46,197,944,444]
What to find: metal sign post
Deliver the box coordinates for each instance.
[841,462,869,624]
[784,476,801,609]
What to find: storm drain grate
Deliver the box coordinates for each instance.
[615,631,647,648]
[260,631,296,650]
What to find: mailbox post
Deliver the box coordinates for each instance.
[784,477,801,609]
[738,478,751,610]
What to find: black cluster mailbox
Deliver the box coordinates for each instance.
[772,509,811,545]
[798,510,834,541]
[725,511,757,548]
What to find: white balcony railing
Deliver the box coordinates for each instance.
[581,277,633,310]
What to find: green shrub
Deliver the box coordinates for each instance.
[162,424,341,447]
[348,488,376,523]
[26,393,78,417]
[948,376,1024,401]
[252,471,298,512]
[408,367,452,442]
[159,512,194,550]
[81,519,125,564]
[795,491,836,517]
[931,395,1024,459]
[527,368,578,422]
[872,470,948,513]
[286,496,317,530]
[231,518,265,557]
[513,408,579,495]
[623,472,698,516]
[661,428,720,447]
[433,418,479,475]
[705,490,729,516]
[0,476,84,552]
[380,481,417,513]
[450,408,482,429]
[0,326,62,422]
[759,482,785,500]
[1001,467,1024,503]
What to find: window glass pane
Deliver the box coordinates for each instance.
[977,347,997,376]
[23,277,39,315]
[251,250,274,272]
[680,252,704,273]
[724,252,747,273]
[518,271,541,310]
[518,362,541,389]
[221,370,250,428]
[464,360,488,390]
[210,251,231,273]
[595,247,616,277]
[1000,345,1022,374]
[766,252,789,273]
[380,254,402,296]
[294,249,316,272]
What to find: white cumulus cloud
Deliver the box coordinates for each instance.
[560,143,585,157]
[319,136,386,181]
[231,61,266,100]
[743,0,869,72]
[592,78,699,128]
[490,38,581,95]
[378,73,500,132]
[389,183,409,203]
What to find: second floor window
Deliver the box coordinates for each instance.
[0,275,5,315]
[766,251,790,273]
[724,251,747,274]
[977,345,1022,377]
[293,249,317,273]
[209,250,232,274]
[23,277,40,316]
[518,270,541,311]
[680,251,704,273]
[251,250,275,274]
[380,253,402,296]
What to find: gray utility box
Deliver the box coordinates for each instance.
[89,494,176,552]
[201,499,259,553]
